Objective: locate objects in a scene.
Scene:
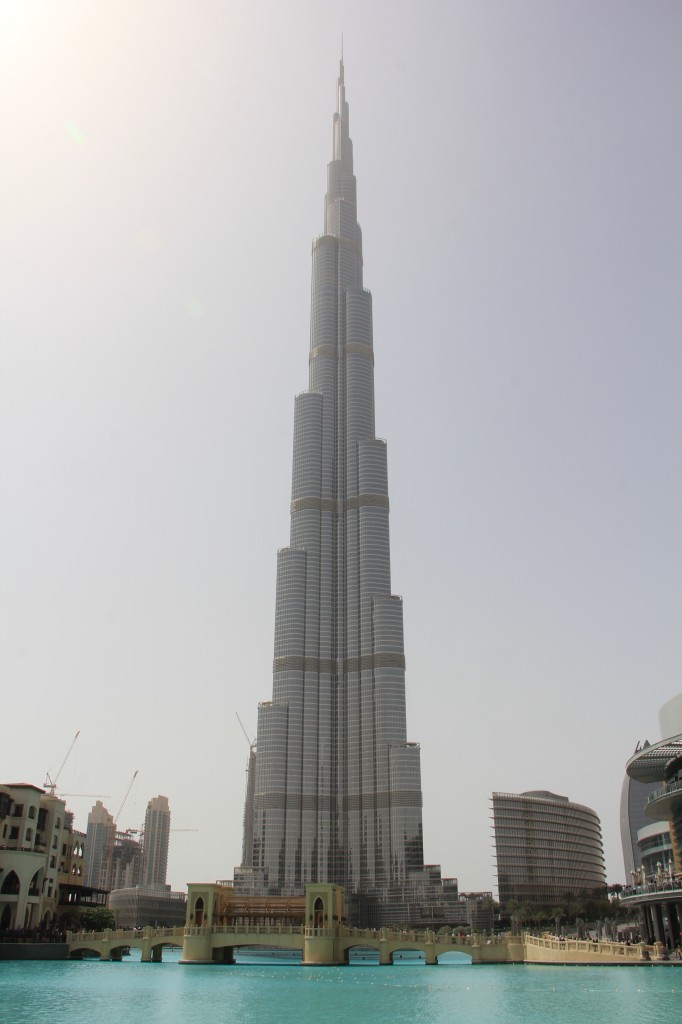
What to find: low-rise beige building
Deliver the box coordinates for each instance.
[0,784,69,931]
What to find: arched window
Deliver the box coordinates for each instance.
[194,896,205,926]
[1,870,20,895]
[313,897,324,929]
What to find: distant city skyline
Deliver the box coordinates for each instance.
[1,2,680,895]
[82,793,171,893]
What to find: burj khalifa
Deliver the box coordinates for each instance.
[237,59,453,927]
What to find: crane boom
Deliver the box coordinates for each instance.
[60,793,110,798]
[115,769,138,822]
[44,730,80,795]
[235,713,255,751]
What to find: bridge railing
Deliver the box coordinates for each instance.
[65,923,515,950]
[621,880,682,899]
[351,928,508,946]
[67,929,109,943]
[150,927,184,939]
[184,923,305,938]
[66,926,185,944]
[523,933,654,959]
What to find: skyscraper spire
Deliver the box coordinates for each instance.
[334,53,351,169]
[236,62,453,927]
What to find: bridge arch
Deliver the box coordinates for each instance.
[389,945,428,964]
[69,943,105,960]
[108,943,133,960]
[340,941,379,965]
[435,950,473,965]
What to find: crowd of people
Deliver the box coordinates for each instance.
[0,923,68,944]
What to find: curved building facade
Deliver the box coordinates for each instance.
[492,790,606,911]
[637,821,673,879]
[626,737,682,877]
[620,770,661,878]
[108,885,186,929]
[621,722,682,945]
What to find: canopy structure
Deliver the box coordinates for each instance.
[626,736,682,783]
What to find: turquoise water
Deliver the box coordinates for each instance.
[1,949,681,1024]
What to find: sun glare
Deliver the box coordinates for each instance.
[0,1,50,60]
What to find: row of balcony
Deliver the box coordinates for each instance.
[646,777,682,807]
[621,879,682,900]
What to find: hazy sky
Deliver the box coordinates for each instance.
[2,0,681,896]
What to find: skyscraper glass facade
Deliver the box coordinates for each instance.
[237,61,452,926]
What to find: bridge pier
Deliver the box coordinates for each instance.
[100,947,122,962]
[302,931,337,966]
[180,931,235,964]
[212,946,235,964]
[180,931,215,964]
[140,942,163,963]
[140,927,165,963]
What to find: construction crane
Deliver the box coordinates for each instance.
[44,731,80,795]
[125,827,199,837]
[114,769,138,822]
[236,713,256,867]
[236,713,256,755]
[60,793,110,798]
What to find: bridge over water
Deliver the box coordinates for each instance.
[67,923,514,964]
[65,883,670,966]
[66,925,663,967]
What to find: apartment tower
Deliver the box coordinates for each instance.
[142,795,171,887]
[83,800,115,890]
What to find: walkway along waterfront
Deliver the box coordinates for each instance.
[64,925,675,966]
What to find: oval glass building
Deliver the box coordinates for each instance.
[492,790,606,913]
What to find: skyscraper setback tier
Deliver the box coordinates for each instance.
[236,61,455,927]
